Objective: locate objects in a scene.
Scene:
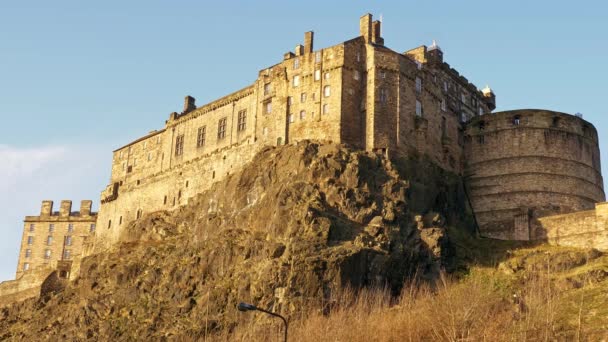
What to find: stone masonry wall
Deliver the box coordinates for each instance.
[539,202,608,250]
[465,110,604,240]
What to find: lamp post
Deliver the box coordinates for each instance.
[237,302,288,342]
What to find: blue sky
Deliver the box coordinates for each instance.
[0,1,606,281]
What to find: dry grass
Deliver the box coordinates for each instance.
[216,264,607,342]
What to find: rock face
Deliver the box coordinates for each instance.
[0,142,466,340]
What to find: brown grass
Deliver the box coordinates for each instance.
[215,265,607,342]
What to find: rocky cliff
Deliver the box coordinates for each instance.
[0,142,468,340]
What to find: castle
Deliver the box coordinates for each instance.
[4,14,606,303]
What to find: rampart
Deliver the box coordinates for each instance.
[464,109,604,240]
[539,202,608,250]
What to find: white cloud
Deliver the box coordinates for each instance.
[0,143,112,282]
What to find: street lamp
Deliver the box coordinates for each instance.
[237,302,288,342]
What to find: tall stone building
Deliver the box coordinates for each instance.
[15,200,97,279]
[95,14,497,249]
[4,14,606,302]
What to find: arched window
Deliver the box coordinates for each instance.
[513,115,521,126]
[323,85,331,97]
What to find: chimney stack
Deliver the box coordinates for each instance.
[41,200,53,216]
[59,200,72,217]
[295,44,304,56]
[360,13,372,43]
[80,200,92,216]
[183,96,196,114]
[304,31,314,54]
[371,20,384,45]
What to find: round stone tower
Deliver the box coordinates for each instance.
[464,109,604,240]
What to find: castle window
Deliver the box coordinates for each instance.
[300,93,307,103]
[460,113,467,123]
[443,81,448,93]
[461,93,467,103]
[287,96,293,105]
[513,116,520,126]
[42,248,50,258]
[479,107,484,116]
[315,52,322,63]
[63,250,71,260]
[217,117,227,140]
[293,58,300,69]
[122,162,126,171]
[441,99,447,112]
[68,224,73,233]
[119,216,122,224]
[238,110,247,131]
[46,236,53,245]
[415,100,423,117]
[356,52,361,62]
[479,121,486,130]
[379,88,388,104]
[380,70,386,79]
[143,141,147,149]
[108,220,112,229]
[49,224,54,233]
[65,236,72,246]
[324,72,330,80]
[323,104,329,115]
[27,236,33,245]
[25,249,31,258]
[288,114,295,123]
[552,117,560,128]
[164,196,167,204]
[29,224,35,232]
[197,126,207,146]
[185,180,189,188]
[314,70,321,81]
[300,110,306,120]
[293,75,300,87]
[263,127,268,136]
[415,77,422,93]
[119,151,123,158]
[90,224,96,233]
[311,92,316,101]
[323,85,331,97]
[354,70,360,80]
[156,136,161,144]
[137,209,142,219]
[147,152,153,161]
[133,158,137,167]
[264,101,272,114]
[264,83,271,95]
[175,134,184,156]
[478,136,485,144]
[23,263,29,271]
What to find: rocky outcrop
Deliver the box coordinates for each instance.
[0,141,465,340]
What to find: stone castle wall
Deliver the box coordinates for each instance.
[94,14,494,250]
[539,202,608,250]
[464,109,604,240]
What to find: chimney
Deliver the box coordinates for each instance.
[295,44,304,56]
[183,96,196,114]
[41,200,53,216]
[304,31,314,54]
[59,200,72,217]
[80,200,92,216]
[371,20,384,45]
[360,13,372,43]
